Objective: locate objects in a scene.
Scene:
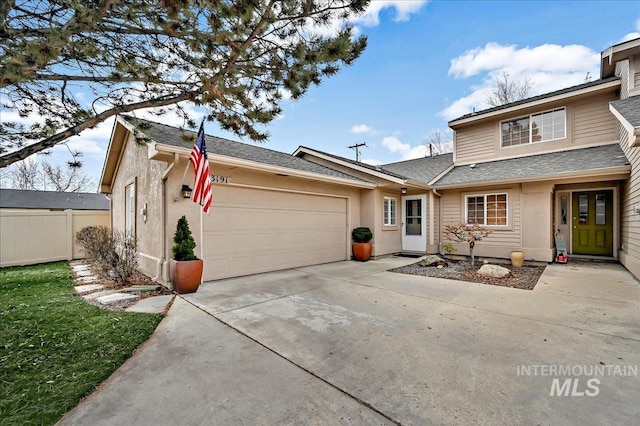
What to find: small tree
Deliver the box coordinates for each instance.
[485,72,534,107]
[172,216,197,261]
[443,222,493,267]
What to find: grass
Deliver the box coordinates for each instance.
[0,262,163,425]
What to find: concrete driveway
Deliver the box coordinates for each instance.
[60,258,640,425]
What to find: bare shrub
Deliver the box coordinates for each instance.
[443,222,493,267]
[76,226,138,284]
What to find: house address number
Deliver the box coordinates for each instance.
[211,175,229,184]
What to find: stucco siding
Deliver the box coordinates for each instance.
[109,132,165,279]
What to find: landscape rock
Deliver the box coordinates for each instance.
[477,264,511,278]
[420,255,448,267]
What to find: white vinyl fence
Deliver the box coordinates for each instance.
[0,209,110,267]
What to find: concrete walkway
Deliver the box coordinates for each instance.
[59,258,640,425]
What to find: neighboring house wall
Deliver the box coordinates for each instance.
[110,132,165,279]
[615,58,640,278]
[0,209,109,267]
[453,90,619,165]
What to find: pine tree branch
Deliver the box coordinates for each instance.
[0,89,201,168]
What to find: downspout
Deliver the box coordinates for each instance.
[155,153,179,282]
[432,188,442,254]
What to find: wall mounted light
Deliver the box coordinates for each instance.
[401,187,408,194]
[181,185,193,199]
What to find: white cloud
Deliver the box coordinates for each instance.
[356,1,428,26]
[351,124,372,134]
[441,42,600,121]
[381,135,426,160]
[350,123,380,135]
[361,158,382,166]
[618,18,640,43]
[304,0,426,37]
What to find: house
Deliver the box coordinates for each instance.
[100,116,451,283]
[0,189,110,267]
[101,37,640,286]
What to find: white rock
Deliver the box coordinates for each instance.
[477,264,511,278]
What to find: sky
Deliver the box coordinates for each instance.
[5,0,640,190]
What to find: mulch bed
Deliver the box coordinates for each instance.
[390,259,547,290]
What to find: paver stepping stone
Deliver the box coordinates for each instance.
[75,270,94,277]
[75,284,105,295]
[72,265,90,271]
[76,275,100,282]
[96,293,139,305]
[121,285,161,293]
[83,289,119,300]
[126,295,174,314]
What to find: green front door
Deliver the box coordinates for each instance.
[572,190,613,256]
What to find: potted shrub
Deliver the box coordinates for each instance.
[169,216,203,293]
[352,227,373,262]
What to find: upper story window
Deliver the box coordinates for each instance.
[383,196,397,226]
[501,108,566,148]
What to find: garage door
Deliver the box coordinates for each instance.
[201,186,348,281]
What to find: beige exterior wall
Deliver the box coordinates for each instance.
[615,57,640,279]
[453,90,619,165]
[376,188,402,256]
[162,158,375,281]
[109,132,166,280]
[439,183,554,261]
[0,209,109,267]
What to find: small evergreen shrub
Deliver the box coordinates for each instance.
[352,227,373,243]
[172,216,197,261]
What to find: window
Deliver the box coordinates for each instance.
[501,108,566,147]
[383,197,397,226]
[125,182,136,239]
[466,193,508,226]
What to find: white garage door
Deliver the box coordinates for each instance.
[201,186,348,281]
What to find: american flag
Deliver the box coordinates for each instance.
[189,121,213,213]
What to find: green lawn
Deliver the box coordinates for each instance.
[0,262,163,425]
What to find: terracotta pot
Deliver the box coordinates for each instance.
[352,242,372,262]
[511,251,525,268]
[170,259,203,293]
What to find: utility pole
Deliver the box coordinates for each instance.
[348,142,367,162]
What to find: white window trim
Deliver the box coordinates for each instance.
[464,193,509,227]
[383,196,397,226]
[500,107,566,149]
[125,180,136,240]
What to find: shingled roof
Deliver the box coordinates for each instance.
[295,146,408,180]
[0,189,109,210]
[122,117,369,183]
[434,144,630,187]
[610,96,640,128]
[382,153,453,185]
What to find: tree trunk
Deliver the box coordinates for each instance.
[469,241,475,267]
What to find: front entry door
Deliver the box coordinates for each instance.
[401,195,427,252]
[572,190,613,256]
